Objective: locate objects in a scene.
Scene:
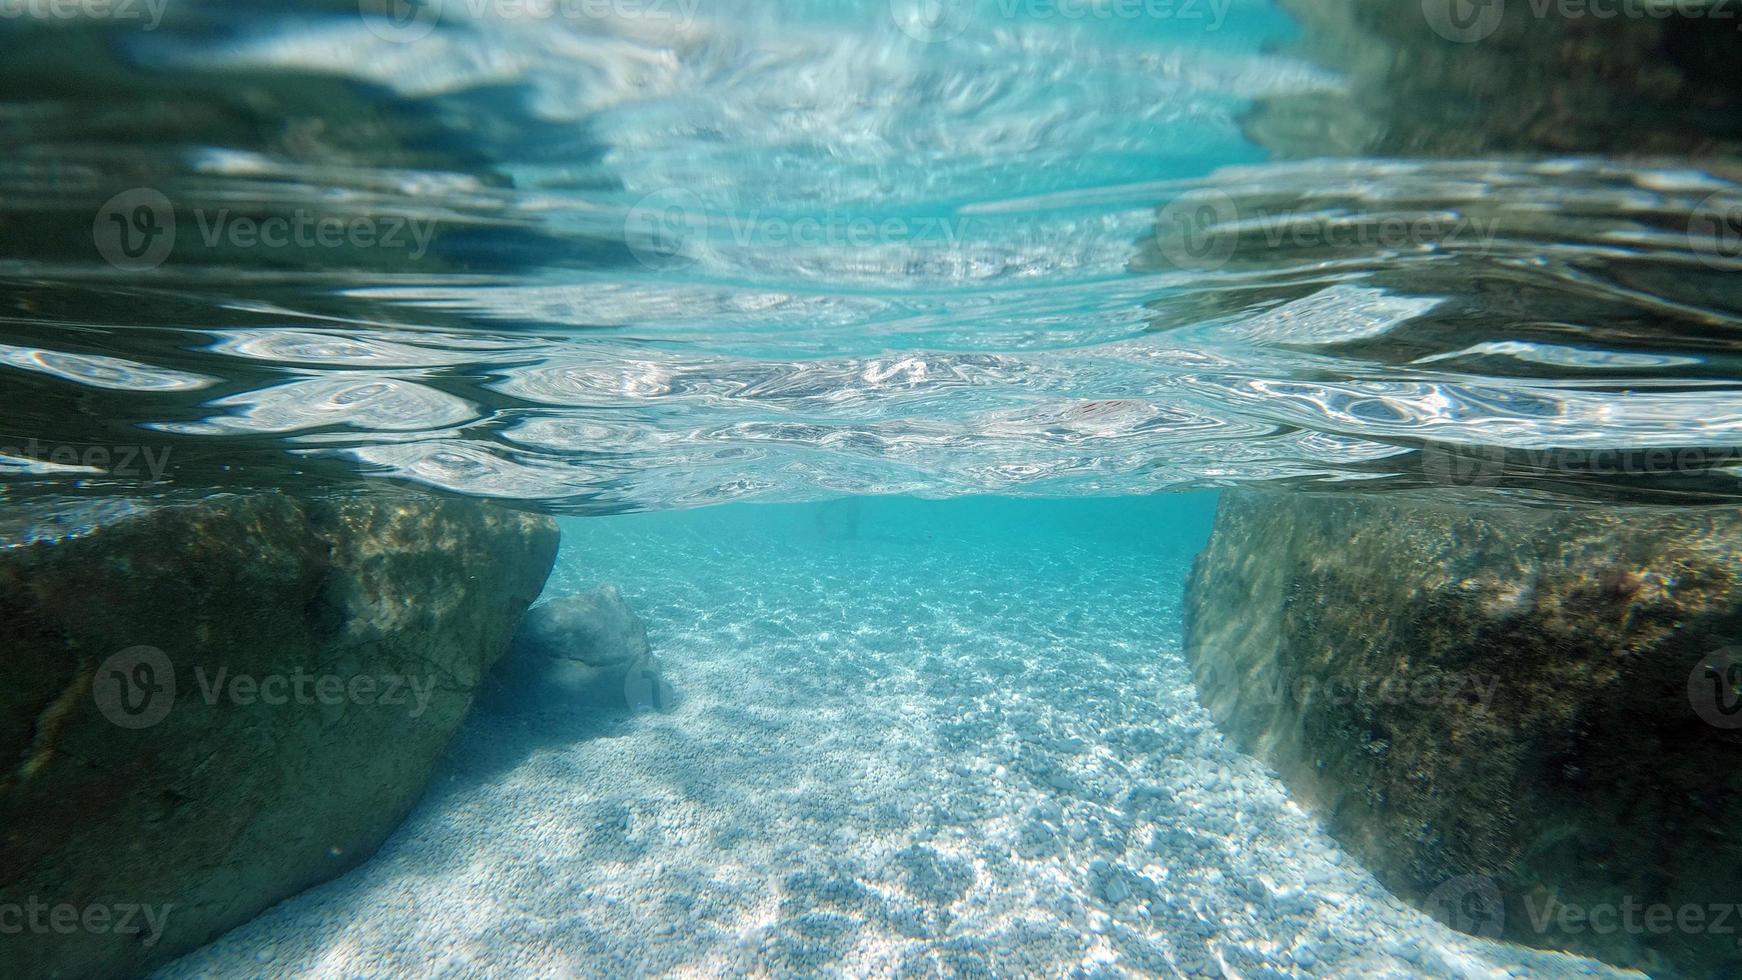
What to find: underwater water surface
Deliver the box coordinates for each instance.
[2,0,1738,509]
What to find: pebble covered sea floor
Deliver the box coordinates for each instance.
[160,499,1633,979]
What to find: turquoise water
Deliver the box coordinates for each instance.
[156,496,1626,977]
[3,0,1741,977]
[4,1,1738,508]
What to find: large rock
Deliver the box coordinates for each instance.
[488,585,673,713]
[0,491,557,979]
[1245,0,1742,164]
[1184,490,1742,978]
[514,584,652,668]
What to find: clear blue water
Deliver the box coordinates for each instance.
[155,495,1630,977]
[3,0,1740,977]
[3,0,1738,508]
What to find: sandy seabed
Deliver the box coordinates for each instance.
[159,517,1631,979]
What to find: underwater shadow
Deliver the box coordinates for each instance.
[419,695,661,810]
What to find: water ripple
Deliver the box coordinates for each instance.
[2,5,1740,508]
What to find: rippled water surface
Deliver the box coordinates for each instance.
[3,0,1741,510]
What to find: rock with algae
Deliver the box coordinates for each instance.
[1245,0,1742,163]
[1184,490,1742,978]
[0,490,557,979]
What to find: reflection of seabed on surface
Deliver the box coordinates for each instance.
[13,162,1742,508]
[10,10,1739,509]
[158,510,1633,978]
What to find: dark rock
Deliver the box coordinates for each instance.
[1184,490,1742,978]
[512,584,651,667]
[1245,0,1742,163]
[488,585,672,712]
[0,491,557,979]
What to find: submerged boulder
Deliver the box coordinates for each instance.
[1245,0,1742,163]
[489,584,672,712]
[1184,490,1742,978]
[516,584,651,667]
[0,490,557,979]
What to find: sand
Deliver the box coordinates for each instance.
[159,514,1632,979]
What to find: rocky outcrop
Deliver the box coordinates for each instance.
[1184,491,1742,978]
[1246,0,1742,164]
[0,491,557,979]
[488,584,673,713]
